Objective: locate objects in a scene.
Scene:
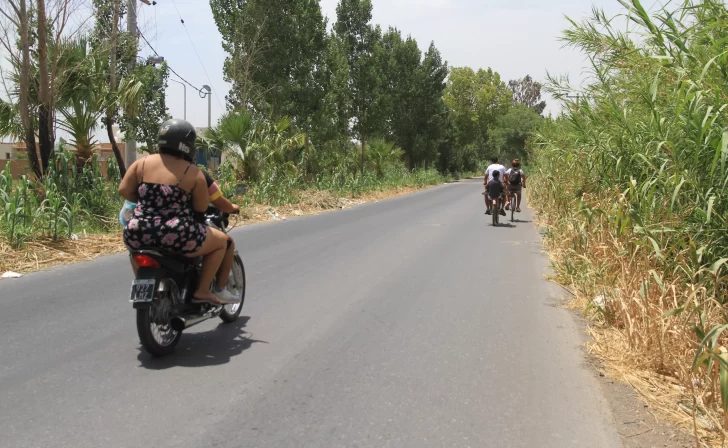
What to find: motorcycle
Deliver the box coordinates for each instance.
[128,189,247,357]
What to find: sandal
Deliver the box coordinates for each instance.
[192,296,223,305]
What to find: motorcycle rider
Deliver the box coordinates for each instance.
[126,168,241,284]
[119,119,238,305]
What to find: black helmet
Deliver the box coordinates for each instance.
[157,119,197,162]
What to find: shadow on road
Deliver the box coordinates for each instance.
[137,316,267,370]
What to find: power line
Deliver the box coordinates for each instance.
[137,29,205,95]
[169,0,225,110]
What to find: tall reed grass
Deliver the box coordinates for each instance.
[531,0,728,442]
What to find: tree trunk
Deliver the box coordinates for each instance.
[36,0,54,173]
[18,0,40,177]
[404,148,414,171]
[360,135,366,177]
[304,129,311,176]
[106,0,126,178]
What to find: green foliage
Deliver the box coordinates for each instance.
[116,62,171,151]
[444,67,513,152]
[0,148,122,247]
[210,0,327,125]
[334,0,385,147]
[488,104,541,161]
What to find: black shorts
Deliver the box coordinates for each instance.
[507,185,522,193]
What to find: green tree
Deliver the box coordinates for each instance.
[210,0,327,172]
[334,0,384,175]
[444,67,512,154]
[116,63,171,153]
[310,32,351,150]
[487,104,541,161]
[380,28,421,168]
[413,42,448,169]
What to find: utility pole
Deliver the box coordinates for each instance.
[565,94,582,112]
[125,0,137,168]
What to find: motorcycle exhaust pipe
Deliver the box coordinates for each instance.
[171,308,222,332]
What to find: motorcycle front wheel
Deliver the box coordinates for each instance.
[137,279,182,357]
[220,254,246,323]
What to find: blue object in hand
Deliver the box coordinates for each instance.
[119,200,136,227]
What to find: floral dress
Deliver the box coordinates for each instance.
[123,163,207,254]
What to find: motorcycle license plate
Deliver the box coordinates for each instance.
[130,279,156,303]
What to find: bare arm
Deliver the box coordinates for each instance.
[207,179,239,214]
[191,171,210,213]
[211,195,239,214]
[118,159,141,202]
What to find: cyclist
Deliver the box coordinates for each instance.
[485,170,505,215]
[505,159,526,213]
[484,156,506,216]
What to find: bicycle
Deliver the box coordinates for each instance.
[490,193,505,226]
[492,197,499,226]
[509,190,517,222]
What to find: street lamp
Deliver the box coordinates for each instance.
[168,78,186,120]
[201,85,212,129]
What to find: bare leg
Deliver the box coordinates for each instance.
[215,241,234,289]
[186,228,228,301]
[517,192,522,210]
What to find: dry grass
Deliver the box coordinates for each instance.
[0,233,127,274]
[0,184,435,276]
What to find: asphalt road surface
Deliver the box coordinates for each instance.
[0,179,621,448]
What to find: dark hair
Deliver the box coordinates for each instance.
[512,158,521,168]
[490,156,498,163]
[493,170,500,178]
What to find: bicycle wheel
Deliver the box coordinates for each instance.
[492,201,497,226]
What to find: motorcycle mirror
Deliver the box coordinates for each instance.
[234,183,249,196]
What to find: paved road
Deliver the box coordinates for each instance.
[0,179,621,448]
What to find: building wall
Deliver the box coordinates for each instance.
[0,159,111,179]
[0,142,18,160]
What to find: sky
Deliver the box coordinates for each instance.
[1,0,630,142]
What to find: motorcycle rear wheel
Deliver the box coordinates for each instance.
[137,279,182,357]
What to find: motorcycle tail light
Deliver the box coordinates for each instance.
[133,254,160,268]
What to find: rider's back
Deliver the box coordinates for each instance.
[139,154,198,192]
[486,163,506,182]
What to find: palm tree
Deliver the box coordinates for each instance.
[55,37,143,172]
[0,99,24,140]
[366,139,404,178]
